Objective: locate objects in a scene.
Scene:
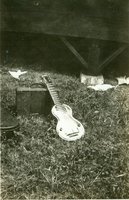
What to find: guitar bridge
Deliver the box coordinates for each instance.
[67,132,79,137]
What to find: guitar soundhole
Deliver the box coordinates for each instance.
[78,124,81,127]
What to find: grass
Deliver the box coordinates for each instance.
[1,64,129,199]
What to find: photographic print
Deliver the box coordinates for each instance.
[0,0,129,199]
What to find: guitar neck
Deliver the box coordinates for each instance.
[46,83,62,106]
[42,75,65,109]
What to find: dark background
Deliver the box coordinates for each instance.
[1,0,129,76]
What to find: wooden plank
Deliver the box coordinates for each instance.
[97,45,128,73]
[60,37,88,69]
[1,0,129,43]
[1,10,128,43]
[87,41,100,74]
[1,0,129,15]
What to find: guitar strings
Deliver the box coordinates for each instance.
[47,85,66,112]
[42,76,66,112]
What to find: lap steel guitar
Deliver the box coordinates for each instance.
[42,75,85,141]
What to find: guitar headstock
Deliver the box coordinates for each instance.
[42,75,53,85]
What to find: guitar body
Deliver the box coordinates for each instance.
[52,104,85,141]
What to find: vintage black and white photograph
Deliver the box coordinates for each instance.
[0,0,129,199]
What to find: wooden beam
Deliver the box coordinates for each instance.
[97,45,128,73]
[2,0,129,43]
[87,41,100,74]
[60,37,88,69]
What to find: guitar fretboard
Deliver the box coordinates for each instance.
[47,83,61,106]
[43,75,66,111]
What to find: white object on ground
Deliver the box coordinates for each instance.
[80,73,104,85]
[116,76,129,85]
[88,84,115,91]
[9,70,27,80]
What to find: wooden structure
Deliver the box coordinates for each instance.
[1,0,129,74]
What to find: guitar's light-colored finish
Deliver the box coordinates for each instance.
[42,75,85,141]
[52,104,85,141]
